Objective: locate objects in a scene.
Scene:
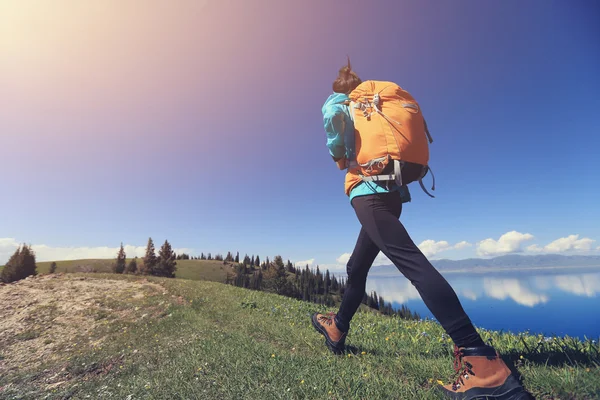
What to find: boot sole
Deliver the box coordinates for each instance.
[310,313,345,355]
[439,373,531,400]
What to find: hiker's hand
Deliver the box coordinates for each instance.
[334,156,347,170]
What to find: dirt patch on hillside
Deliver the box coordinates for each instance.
[0,273,168,380]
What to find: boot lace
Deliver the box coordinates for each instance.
[318,312,337,326]
[451,345,475,391]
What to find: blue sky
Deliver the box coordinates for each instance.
[1,0,599,269]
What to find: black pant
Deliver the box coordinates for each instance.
[335,191,484,349]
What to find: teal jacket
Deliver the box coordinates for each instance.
[321,92,411,204]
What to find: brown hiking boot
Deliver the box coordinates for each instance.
[311,312,347,354]
[438,345,530,400]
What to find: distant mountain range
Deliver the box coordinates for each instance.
[371,254,600,274]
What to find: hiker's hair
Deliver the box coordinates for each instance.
[332,57,362,94]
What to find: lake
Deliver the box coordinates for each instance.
[365,266,600,341]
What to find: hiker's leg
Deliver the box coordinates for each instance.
[351,192,485,349]
[334,226,380,333]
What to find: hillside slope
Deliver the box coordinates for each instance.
[1,273,598,399]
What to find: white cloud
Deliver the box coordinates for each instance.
[526,235,596,254]
[417,239,472,258]
[526,244,543,252]
[476,231,534,257]
[418,240,451,258]
[0,237,193,264]
[454,241,472,250]
[336,253,351,264]
[294,258,315,267]
[483,278,549,307]
[544,235,594,253]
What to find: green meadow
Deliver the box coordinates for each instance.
[1,271,598,400]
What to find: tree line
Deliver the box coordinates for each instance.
[111,237,178,277]
[225,254,421,321]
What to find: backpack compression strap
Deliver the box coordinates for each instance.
[360,160,436,198]
[359,159,404,187]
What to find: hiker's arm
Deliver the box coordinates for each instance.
[322,104,346,162]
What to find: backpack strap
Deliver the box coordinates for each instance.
[347,101,356,123]
[394,158,403,187]
[423,118,434,144]
[418,165,435,198]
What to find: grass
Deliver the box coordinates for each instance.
[1,273,599,400]
[1,259,234,283]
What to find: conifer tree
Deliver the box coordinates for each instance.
[256,270,263,290]
[125,257,138,274]
[286,260,294,273]
[140,238,156,275]
[155,240,177,277]
[274,255,284,268]
[0,244,37,283]
[112,243,126,274]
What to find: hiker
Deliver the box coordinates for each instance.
[311,59,528,400]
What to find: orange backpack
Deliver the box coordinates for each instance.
[344,80,435,198]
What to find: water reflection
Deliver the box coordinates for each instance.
[364,278,422,304]
[366,268,600,307]
[482,278,549,307]
[551,273,600,297]
[364,267,600,339]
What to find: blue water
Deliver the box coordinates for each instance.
[365,266,600,341]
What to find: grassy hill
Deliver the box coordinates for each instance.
[1,258,235,283]
[0,258,378,316]
[1,273,598,399]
